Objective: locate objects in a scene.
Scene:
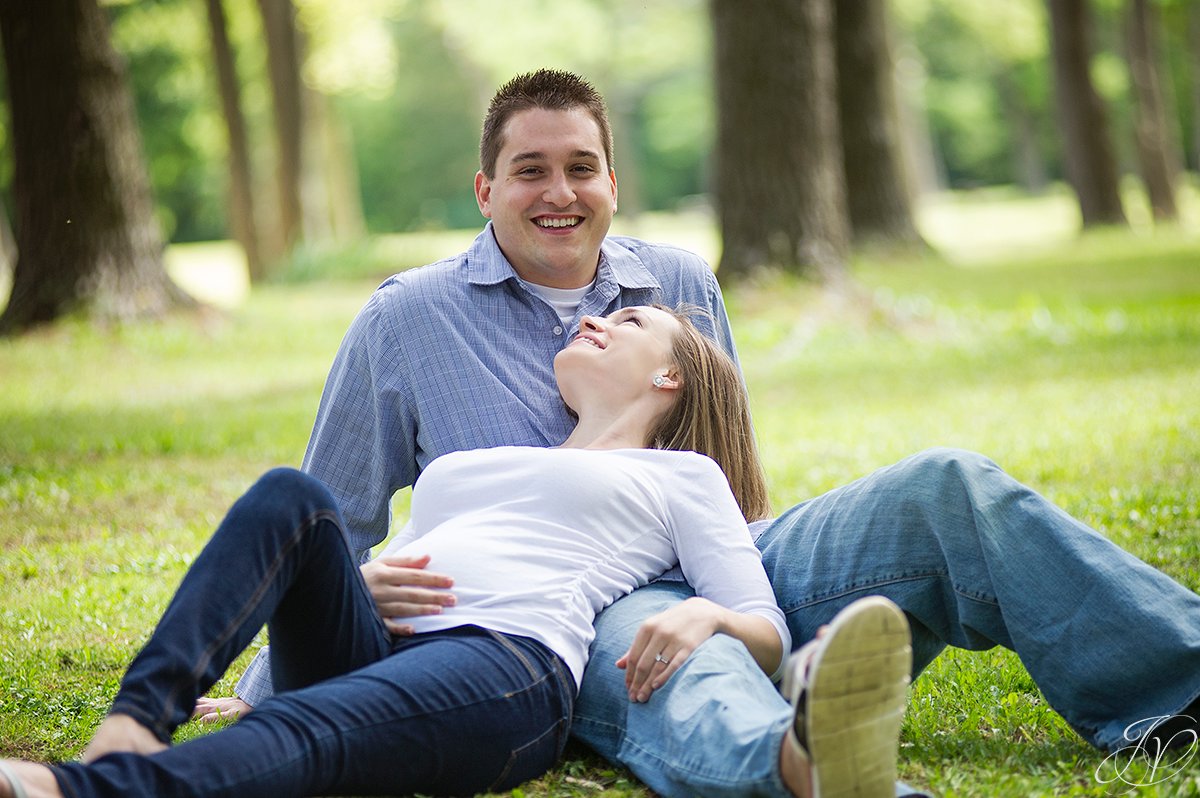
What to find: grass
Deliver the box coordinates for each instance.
[2,189,1199,796]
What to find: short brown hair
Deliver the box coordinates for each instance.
[648,306,772,522]
[479,69,614,179]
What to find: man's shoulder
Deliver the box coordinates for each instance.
[373,253,471,300]
[605,234,713,274]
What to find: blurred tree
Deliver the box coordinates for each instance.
[258,0,304,252]
[711,0,848,282]
[0,0,191,335]
[835,0,924,250]
[206,0,265,280]
[1189,2,1200,171]
[0,195,13,273]
[1126,0,1179,222]
[1046,0,1127,226]
[110,0,227,243]
[895,0,1057,192]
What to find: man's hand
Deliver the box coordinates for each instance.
[192,696,252,724]
[616,597,723,703]
[360,553,456,635]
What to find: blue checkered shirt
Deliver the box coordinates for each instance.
[236,223,740,705]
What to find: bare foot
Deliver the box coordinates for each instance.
[0,760,64,798]
[80,713,167,763]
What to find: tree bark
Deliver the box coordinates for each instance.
[0,0,191,335]
[1189,3,1200,172]
[1126,0,1180,222]
[1046,0,1127,227]
[205,0,265,281]
[257,0,304,254]
[834,0,924,249]
[711,0,849,282]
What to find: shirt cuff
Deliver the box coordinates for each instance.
[235,647,275,707]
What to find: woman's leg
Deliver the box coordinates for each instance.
[101,468,394,746]
[51,628,575,798]
[757,447,1200,751]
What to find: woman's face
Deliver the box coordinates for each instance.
[554,306,681,410]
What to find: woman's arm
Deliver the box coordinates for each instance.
[617,596,783,703]
[617,453,789,702]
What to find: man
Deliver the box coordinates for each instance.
[200,69,1200,796]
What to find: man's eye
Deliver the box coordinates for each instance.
[518,167,542,176]
[572,164,597,174]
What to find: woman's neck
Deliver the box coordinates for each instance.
[558,405,656,450]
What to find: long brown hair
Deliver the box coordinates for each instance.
[647,306,772,522]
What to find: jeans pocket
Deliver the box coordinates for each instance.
[487,715,571,792]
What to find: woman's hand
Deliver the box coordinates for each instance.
[616,597,724,703]
[192,696,252,723]
[360,554,456,635]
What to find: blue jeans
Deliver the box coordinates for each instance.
[53,468,574,798]
[573,448,1200,797]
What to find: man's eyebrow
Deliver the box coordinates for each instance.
[509,149,602,164]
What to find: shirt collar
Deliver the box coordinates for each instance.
[467,222,661,292]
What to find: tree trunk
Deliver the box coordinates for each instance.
[0,195,15,277]
[1126,0,1180,222]
[998,71,1049,194]
[205,0,265,282]
[834,0,924,249]
[301,87,366,244]
[711,0,849,282]
[0,0,191,335]
[1189,3,1200,172]
[1046,0,1127,227]
[257,0,304,254]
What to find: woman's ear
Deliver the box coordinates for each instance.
[652,371,681,391]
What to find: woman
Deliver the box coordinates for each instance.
[0,305,791,798]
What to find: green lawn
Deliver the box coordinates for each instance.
[2,192,1199,796]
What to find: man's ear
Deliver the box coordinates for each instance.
[475,171,493,218]
[609,168,619,213]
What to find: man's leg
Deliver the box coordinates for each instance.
[575,581,796,798]
[757,447,1200,752]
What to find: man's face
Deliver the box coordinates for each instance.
[475,107,618,289]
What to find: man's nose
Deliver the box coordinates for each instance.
[543,171,576,206]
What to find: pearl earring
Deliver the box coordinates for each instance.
[653,375,666,388]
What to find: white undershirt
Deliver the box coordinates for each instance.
[526,281,593,328]
[380,446,789,687]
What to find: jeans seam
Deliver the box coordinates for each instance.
[781,571,948,612]
[780,570,1000,613]
[485,629,543,686]
[153,507,340,738]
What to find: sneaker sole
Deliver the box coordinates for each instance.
[790,596,912,798]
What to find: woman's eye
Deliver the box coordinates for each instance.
[622,317,642,327]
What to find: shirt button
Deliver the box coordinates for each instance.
[552,325,563,335]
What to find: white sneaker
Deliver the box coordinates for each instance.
[783,596,912,798]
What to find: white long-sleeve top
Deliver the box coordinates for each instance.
[379,446,789,688]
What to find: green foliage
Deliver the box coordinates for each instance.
[2,204,1199,794]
